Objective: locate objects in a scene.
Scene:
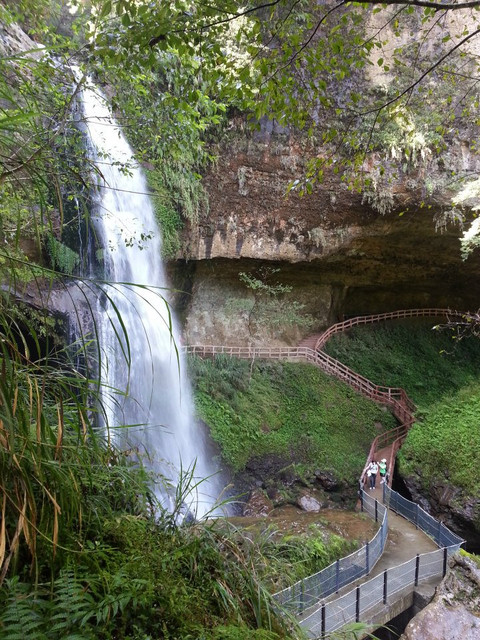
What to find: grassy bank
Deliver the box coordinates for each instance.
[323,321,480,500]
[398,382,480,498]
[189,356,396,481]
[323,321,480,409]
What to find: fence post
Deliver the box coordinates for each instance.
[414,554,420,586]
[375,499,378,523]
[437,519,442,545]
[443,547,448,577]
[356,586,360,622]
[335,559,340,593]
[321,604,326,637]
[383,570,388,604]
[415,503,419,529]
[366,540,370,575]
[300,581,305,613]
[359,488,364,512]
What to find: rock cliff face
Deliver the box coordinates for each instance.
[401,554,480,640]
[175,122,480,346]
[401,471,480,553]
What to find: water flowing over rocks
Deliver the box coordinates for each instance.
[401,554,480,640]
[0,20,41,57]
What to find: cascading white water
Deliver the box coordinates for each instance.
[77,78,220,517]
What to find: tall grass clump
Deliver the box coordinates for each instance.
[0,283,307,640]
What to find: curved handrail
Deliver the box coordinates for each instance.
[312,308,467,487]
[185,309,461,484]
[314,308,465,351]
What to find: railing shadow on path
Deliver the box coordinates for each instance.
[184,308,467,638]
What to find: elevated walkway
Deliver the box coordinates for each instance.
[297,491,439,635]
[185,309,466,638]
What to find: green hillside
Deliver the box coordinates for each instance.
[323,322,480,410]
[324,321,480,501]
[189,356,397,481]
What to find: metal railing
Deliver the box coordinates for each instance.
[314,308,464,351]
[186,310,466,636]
[384,485,464,548]
[274,491,388,614]
[300,546,456,637]
[296,484,464,638]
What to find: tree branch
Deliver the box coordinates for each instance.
[261,0,347,85]
[358,26,480,116]
[356,0,480,11]
[149,0,284,47]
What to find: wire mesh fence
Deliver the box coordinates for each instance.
[272,481,464,636]
[300,547,455,637]
[292,484,464,638]
[185,314,465,637]
[273,491,388,614]
[384,485,464,548]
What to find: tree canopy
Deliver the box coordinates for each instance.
[1,0,480,237]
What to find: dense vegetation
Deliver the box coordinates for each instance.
[323,321,480,410]
[323,321,480,499]
[189,356,396,480]
[1,0,480,637]
[399,382,480,499]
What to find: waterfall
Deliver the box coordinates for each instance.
[76,77,220,518]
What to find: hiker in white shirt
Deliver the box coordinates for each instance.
[367,460,378,490]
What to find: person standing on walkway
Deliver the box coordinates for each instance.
[367,460,378,490]
[379,458,388,484]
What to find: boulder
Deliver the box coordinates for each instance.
[296,492,323,512]
[243,489,273,517]
[401,554,480,640]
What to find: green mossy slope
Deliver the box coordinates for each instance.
[323,322,480,409]
[324,321,480,501]
[398,383,480,496]
[189,356,396,481]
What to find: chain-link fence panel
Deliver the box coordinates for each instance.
[274,490,388,614]
[385,486,464,548]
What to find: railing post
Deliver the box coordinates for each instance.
[443,547,448,577]
[321,603,326,637]
[383,570,388,604]
[415,503,419,529]
[375,499,378,523]
[366,540,370,575]
[437,519,442,545]
[359,489,364,512]
[300,581,305,613]
[356,586,360,622]
[414,554,420,586]
[335,559,340,593]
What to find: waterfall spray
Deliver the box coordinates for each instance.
[76,76,221,518]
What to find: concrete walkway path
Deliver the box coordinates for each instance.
[362,443,438,578]
[298,484,438,624]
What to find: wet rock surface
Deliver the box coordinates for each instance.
[401,471,480,550]
[401,554,480,640]
[173,123,480,347]
[235,454,354,515]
